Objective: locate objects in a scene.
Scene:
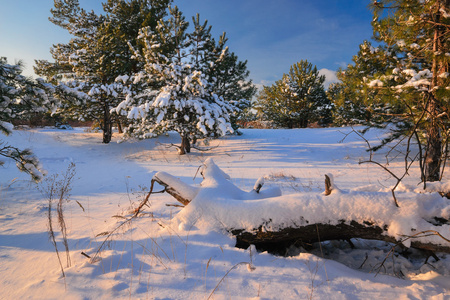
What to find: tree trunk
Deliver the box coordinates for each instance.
[179,134,191,155]
[425,116,442,182]
[299,115,308,128]
[117,121,123,134]
[102,103,112,144]
[425,2,446,182]
[232,220,450,255]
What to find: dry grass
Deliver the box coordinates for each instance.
[39,162,77,287]
[264,171,323,193]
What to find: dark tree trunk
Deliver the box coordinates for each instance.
[299,114,308,128]
[425,119,441,182]
[117,121,123,134]
[288,119,294,129]
[102,104,112,144]
[425,4,446,182]
[302,119,308,128]
[179,135,191,155]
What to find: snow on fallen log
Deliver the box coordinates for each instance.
[154,158,450,253]
[152,171,200,205]
[416,181,450,198]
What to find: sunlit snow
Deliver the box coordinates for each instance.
[1,126,449,299]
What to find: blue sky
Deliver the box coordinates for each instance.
[1,0,374,88]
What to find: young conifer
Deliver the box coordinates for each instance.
[112,7,253,154]
[35,0,172,143]
[1,58,55,181]
[365,0,450,182]
[255,60,331,128]
[330,41,403,126]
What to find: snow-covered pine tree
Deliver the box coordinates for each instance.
[0,57,55,181]
[183,14,255,133]
[187,14,254,100]
[35,0,172,143]
[365,0,450,182]
[255,60,331,128]
[191,21,256,132]
[112,7,236,154]
[329,41,404,126]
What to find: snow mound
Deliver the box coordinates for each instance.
[172,159,450,248]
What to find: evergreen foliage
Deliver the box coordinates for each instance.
[361,0,450,182]
[255,60,331,128]
[35,0,172,143]
[0,57,55,181]
[112,7,253,154]
[193,24,256,131]
[329,41,405,126]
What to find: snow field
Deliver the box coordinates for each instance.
[0,126,449,299]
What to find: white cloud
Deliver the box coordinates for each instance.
[254,70,339,95]
[319,68,340,89]
[253,80,273,92]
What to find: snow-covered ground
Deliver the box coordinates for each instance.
[1,126,449,299]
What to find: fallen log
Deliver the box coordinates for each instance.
[232,221,450,255]
[151,158,450,255]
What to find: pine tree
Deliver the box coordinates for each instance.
[111,7,237,154]
[255,60,331,128]
[330,41,404,126]
[365,0,450,182]
[35,0,172,143]
[188,14,256,132]
[0,58,55,181]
